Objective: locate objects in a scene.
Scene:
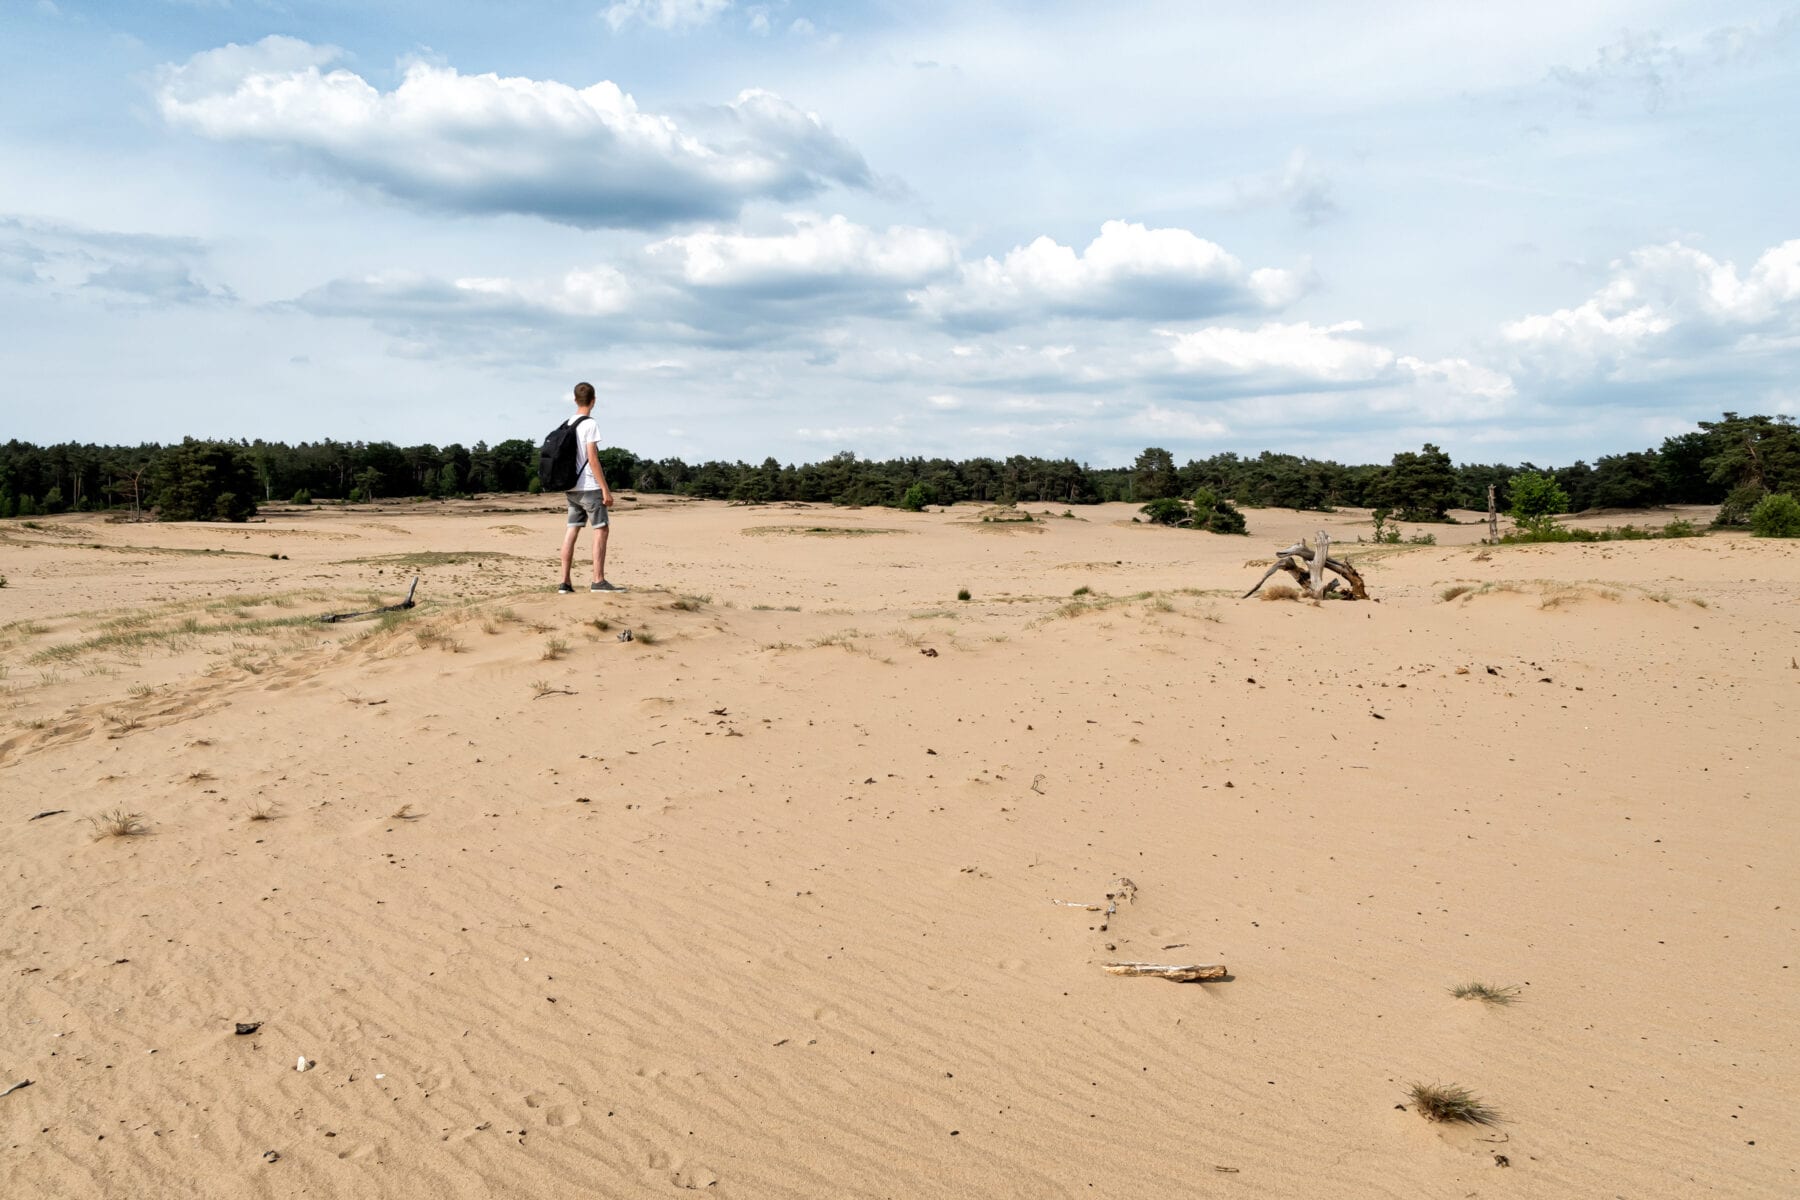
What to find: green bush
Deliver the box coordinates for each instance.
[291,489,313,505]
[1509,471,1569,539]
[1138,497,1189,526]
[899,483,929,512]
[957,587,971,601]
[1139,492,1247,534]
[1203,500,1247,535]
[1715,483,1767,527]
[1748,492,1800,537]
[527,474,544,495]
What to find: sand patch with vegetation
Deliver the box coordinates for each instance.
[1,496,1794,1199]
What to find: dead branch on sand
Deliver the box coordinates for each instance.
[1051,876,1137,918]
[1242,530,1369,601]
[1102,961,1228,981]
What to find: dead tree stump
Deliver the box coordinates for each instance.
[1242,531,1369,601]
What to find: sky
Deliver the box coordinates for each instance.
[2,0,1798,467]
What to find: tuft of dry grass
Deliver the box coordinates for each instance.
[1407,1082,1500,1126]
[591,617,612,632]
[88,808,147,839]
[541,636,570,661]
[1261,583,1301,602]
[1440,584,1475,602]
[245,800,280,822]
[391,803,420,821]
[1450,982,1521,1005]
[186,770,216,783]
[634,629,659,645]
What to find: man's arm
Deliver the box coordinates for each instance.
[587,441,614,507]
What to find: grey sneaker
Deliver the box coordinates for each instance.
[591,580,624,592]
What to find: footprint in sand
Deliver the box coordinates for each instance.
[523,1093,579,1127]
[998,957,1027,971]
[672,1164,720,1189]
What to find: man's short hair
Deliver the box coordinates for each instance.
[573,381,596,407]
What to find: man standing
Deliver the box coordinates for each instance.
[558,382,621,593]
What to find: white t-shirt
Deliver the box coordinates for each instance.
[566,414,601,491]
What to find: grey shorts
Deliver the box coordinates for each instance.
[565,490,609,528]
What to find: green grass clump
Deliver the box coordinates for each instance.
[1406,1082,1500,1126]
[957,588,972,601]
[88,808,148,839]
[1450,982,1521,1005]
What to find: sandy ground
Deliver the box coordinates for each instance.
[1,495,1796,1199]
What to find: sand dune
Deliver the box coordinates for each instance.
[2,497,1795,1198]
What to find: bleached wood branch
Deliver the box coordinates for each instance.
[1102,962,1227,981]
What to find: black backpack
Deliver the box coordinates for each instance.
[537,415,591,492]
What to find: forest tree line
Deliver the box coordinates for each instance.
[0,411,1795,526]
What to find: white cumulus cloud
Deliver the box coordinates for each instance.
[604,0,733,32]
[1503,239,1800,382]
[913,220,1306,329]
[1163,320,1395,384]
[154,37,872,229]
[648,213,957,292]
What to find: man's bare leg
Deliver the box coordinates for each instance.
[591,525,609,584]
[559,524,581,586]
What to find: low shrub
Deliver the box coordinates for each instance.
[1748,492,1800,537]
[1139,490,1248,534]
[1138,496,1189,526]
[1407,1082,1500,1126]
[1714,483,1766,527]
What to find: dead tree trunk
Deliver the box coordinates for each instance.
[1487,484,1498,544]
[1308,530,1330,598]
[1242,536,1369,601]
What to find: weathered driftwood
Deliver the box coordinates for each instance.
[1051,877,1137,919]
[1242,530,1369,600]
[1102,961,1227,981]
